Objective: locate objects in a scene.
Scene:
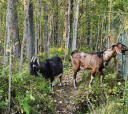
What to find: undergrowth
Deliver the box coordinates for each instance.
[0,62,54,114]
[0,52,128,113]
[73,65,128,114]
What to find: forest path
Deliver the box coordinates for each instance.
[52,70,86,114]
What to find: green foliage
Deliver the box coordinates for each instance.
[0,63,54,113]
[73,67,127,113]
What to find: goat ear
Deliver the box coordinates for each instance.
[115,47,122,54]
[31,56,35,62]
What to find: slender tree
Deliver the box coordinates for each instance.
[72,0,80,51]
[26,0,34,59]
[11,0,21,58]
[108,0,112,48]
[43,1,49,57]
[19,0,31,72]
[64,0,71,60]
[8,44,12,114]
[4,0,21,65]
[86,0,90,45]
[35,0,38,56]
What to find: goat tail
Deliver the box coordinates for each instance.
[71,50,78,56]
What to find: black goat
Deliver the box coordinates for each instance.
[71,43,128,89]
[30,56,63,91]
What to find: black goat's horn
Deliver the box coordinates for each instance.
[33,56,37,62]
[31,56,35,62]
[33,56,40,66]
[36,57,40,66]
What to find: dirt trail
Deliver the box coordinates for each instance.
[52,70,84,114]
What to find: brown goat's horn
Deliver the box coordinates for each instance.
[31,56,35,62]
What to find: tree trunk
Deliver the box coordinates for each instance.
[26,0,34,59]
[108,0,112,48]
[95,15,100,51]
[86,0,90,45]
[64,0,71,60]
[72,0,80,51]
[4,0,21,65]
[35,1,38,56]
[4,0,11,66]
[8,44,12,113]
[54,0,59,46]
[19,0,30,72]
[11,0,21,58]
[43,1,49,57]
[69,0,74,48]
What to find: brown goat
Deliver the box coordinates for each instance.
[71,43,128,89]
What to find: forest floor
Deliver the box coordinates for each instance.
[51,69,88,114]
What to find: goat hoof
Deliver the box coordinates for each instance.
[59,83,63,87]
[50,88,53,92]
[35,75,40,78]
[100,84,105,88]
[74,87,78,90]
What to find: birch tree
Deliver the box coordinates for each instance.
[72,0,80,51]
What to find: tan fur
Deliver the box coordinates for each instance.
[71,43,128,89]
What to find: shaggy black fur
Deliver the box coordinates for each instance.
[30,56,63,90]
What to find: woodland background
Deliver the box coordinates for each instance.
[0,0,128,113]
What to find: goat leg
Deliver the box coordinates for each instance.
[59,74,63,87]
[89,75,94,88]
[73,71,78,90]
[89,70,96,88]
[50,78,54,92]
[35,73,40,78]
[99,68,104,87]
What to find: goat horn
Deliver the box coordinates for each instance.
[33,56,37,62]
[33,56,40,66]
[31,56,35,62]
[36,57,40,66]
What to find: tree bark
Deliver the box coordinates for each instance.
[11,0,21,58]
[43,1,49,57]
[4,0,21,66]
[26,0,34,59]
[35,0,38,56]
[4,0,11,65]
[108,0,112,48]
[86,0,90,45]
[64,0,71,60]
[8,44,12,114]
[69,0,74,48]
[19,0,30,72]
[72,0,80,51]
